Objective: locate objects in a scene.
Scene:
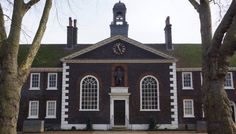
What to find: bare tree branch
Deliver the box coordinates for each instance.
[189,0,200,12]
[18,0,52,81]
[24,0,40,12]
[210,0,236,52]
[0,3,7,46]
[7,0,24,44]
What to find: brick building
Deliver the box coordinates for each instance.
[17,1,236,131]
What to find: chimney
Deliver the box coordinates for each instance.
[66,17,78,49]
[73,19,78,46]
[164,16,173,50]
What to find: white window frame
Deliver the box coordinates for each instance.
[140,75,160,111]
[224,72,234,89]
[202,104,205,118]
[47,73,58,90]
[46,100,57,119]
[28,101,39,119]
[182,72,193,90]
[79,75,99,111]
[183,99,195,118]
[29,73,40,90]
[200,72,203,86]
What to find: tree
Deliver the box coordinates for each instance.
[188,0,236,133]
[0,0,52,133]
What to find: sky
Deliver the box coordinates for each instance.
[8,0,229,44]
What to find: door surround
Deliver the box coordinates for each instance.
[109,87,130,128]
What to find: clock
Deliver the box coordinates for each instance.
[113,42,126,55]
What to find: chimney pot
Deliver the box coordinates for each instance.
[69,17,72,27]
[74,19,77,28]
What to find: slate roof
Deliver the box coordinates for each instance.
[18,43,236,68]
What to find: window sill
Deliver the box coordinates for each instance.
[183,115,195,118]
[140,109,160,112]
[225,87,235,90]
[45,116,56,119]
[79,109,99,111]
[27,116,38,119]
[182,87,194,90]
[29,88,40,90]
[46,88,58,90]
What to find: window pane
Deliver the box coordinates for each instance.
[184,100,194,117]
[225,72,233,88]
[29,101,39,118]
[48,73,57,88]
[141,76,159,110]
[47,101,56,117]
[31,73,40,88]
[80,76,99,110]
[183,72,192,88]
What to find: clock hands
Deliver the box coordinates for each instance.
[116,43,122,53]
[113,42,126,55]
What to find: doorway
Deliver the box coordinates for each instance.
[114,100,126,125]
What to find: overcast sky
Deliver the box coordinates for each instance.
[17,0,229,44]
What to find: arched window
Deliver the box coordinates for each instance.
[80,75,99,111]
[140,75,159,111]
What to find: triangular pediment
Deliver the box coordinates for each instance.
[61,35,176,63]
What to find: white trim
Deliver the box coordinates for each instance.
[61,63,70,128]
[177,68,201,72]
[177,67,236,72]
[225,72,234,89]
[169,63,178,128]
[60,123,178,130]
[129,124,178,130]
[61,35,176,62]
[79,75,99,111]
[64,59,175,64]
[28,101,39,119]
[46,100,57,119]
[140,75,160,111]
[60,124,110,130]
[182,72,193,90]
[31,68,62,72]
[183,99,195,118]
[29,73,40,90]
[47,73,58,90]
[109,90,130,129]
[111,87,128,93]
[202,104,205,118]
[200,72,202,85]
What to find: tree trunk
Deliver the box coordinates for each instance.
[0,76,22,134]
[203,56,236,134]
[0,1,52,133]
[0,51,22,134]
[193,1,236,133]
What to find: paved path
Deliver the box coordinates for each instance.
[32,131,207,134]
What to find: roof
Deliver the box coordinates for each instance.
[18,44,90,67]
[61,35,175,62]
[18,43,236,68]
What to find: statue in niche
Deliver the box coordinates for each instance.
[114,66,124,86]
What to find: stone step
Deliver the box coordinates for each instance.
[112,126,128,131]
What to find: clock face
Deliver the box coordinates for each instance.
[113,42,126,55]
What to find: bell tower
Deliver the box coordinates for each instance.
[110,1,129,37]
